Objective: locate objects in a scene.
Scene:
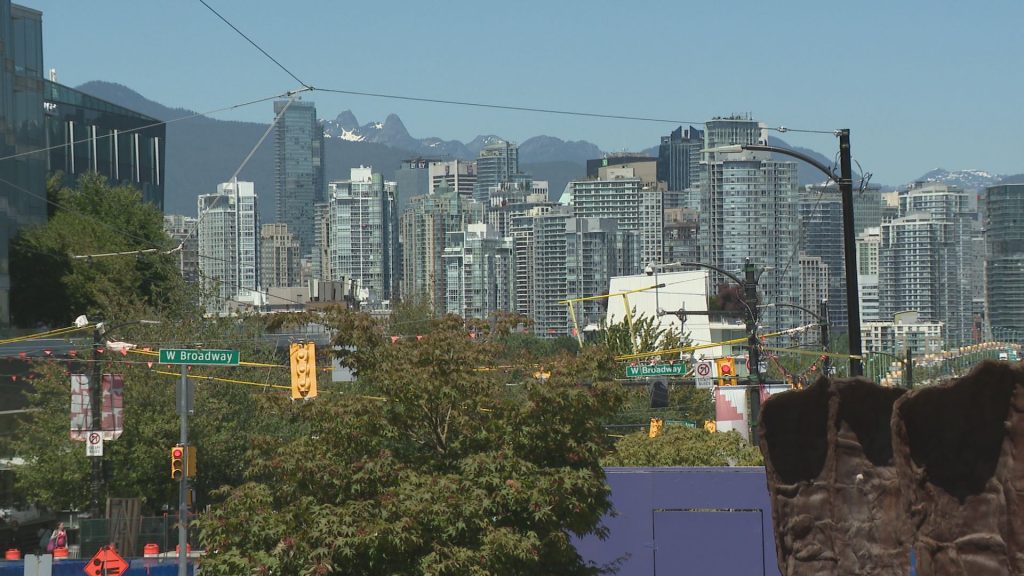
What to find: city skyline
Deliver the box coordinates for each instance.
[22,0,1024,187]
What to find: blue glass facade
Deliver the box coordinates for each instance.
[274,100,324,256]
[43,81,166,209]
[0,0,164,327]
[0,2,47,325]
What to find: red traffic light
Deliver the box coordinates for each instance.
[171,445,185,480]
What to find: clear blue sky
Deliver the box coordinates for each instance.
[25,0,1024,185]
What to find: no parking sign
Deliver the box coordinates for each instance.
[695,360,714,389]
[86,431,103,457]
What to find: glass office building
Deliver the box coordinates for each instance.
[43,80,166,209]
[0,0,165,326]
[985,184,1024,340]
[274,99,324,257]
[0,2,47,325]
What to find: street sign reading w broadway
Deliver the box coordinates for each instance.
[626,363,686,378]
[159,348,240,366]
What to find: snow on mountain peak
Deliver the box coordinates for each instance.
[340,128,364,142]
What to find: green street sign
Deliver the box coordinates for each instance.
[159,348,240,366]
[625,363,686,378]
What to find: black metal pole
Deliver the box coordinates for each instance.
[838,129,864,376]
[744,259,761,385]
[178,363,189,576]
[90,325,103,518]
[819,300,831,375]
[909,342,917,387]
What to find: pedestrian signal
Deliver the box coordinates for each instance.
[289,342,318,399]
[170,445,184,481]
[649,417,664,438]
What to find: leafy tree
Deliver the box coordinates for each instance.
[4,314,286,513]
[603,426,764,467]
[594,311,688,360]
[197,310,624,575]
[388,294,437,336]
[604,384,714,434]
[9,172,187,327]
[590,311,705,434]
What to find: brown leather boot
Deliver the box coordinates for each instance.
[759,377,908,575]
[892,360,1024,575]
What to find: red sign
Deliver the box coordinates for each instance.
[84,545,128,576]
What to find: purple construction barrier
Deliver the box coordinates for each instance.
[576,467,781,575]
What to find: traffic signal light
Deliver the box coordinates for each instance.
[186,445,196,478]
[290,342,318,399]
[715,357,736,385]
[171,444,184,481]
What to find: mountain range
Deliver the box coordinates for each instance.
[322,111,605,164]
[913,168,1006,191]
[75,81,1016,224]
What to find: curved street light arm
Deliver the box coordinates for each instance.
[740,144,841,183]
[673,260,745,288]
[760,302,825,324]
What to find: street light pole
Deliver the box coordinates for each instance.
[670,259,761,383]
[89,324,104,518]
[87,319,161,518]
[819,300,831,375]
[743,260,762,385]
[706,131,864,376]
[837,129,864,377]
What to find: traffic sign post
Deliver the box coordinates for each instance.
[625,363,685,378]
[84,545,128,576]
[177,364,189,576]
[86,432,103,457]
[695,360,714,389]
[159,348,239,365]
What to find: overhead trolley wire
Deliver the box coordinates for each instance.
[197,0,311,89]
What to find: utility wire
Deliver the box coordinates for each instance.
[0,324,89,345]
[197,0,310,89]
[0,90,296,166]
[0,89,304,264]
[180,95,298,247]
[0,174,177,256]
[314,88,838,134]
[315,86,710,126]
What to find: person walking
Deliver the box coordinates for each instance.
[45,522,67,553]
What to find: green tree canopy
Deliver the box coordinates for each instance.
[3,314,286,513]
[603,426,764,467]
[9,172,188,327]
[197,310,625,575]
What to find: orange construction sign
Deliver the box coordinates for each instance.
[84,545,128,576]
